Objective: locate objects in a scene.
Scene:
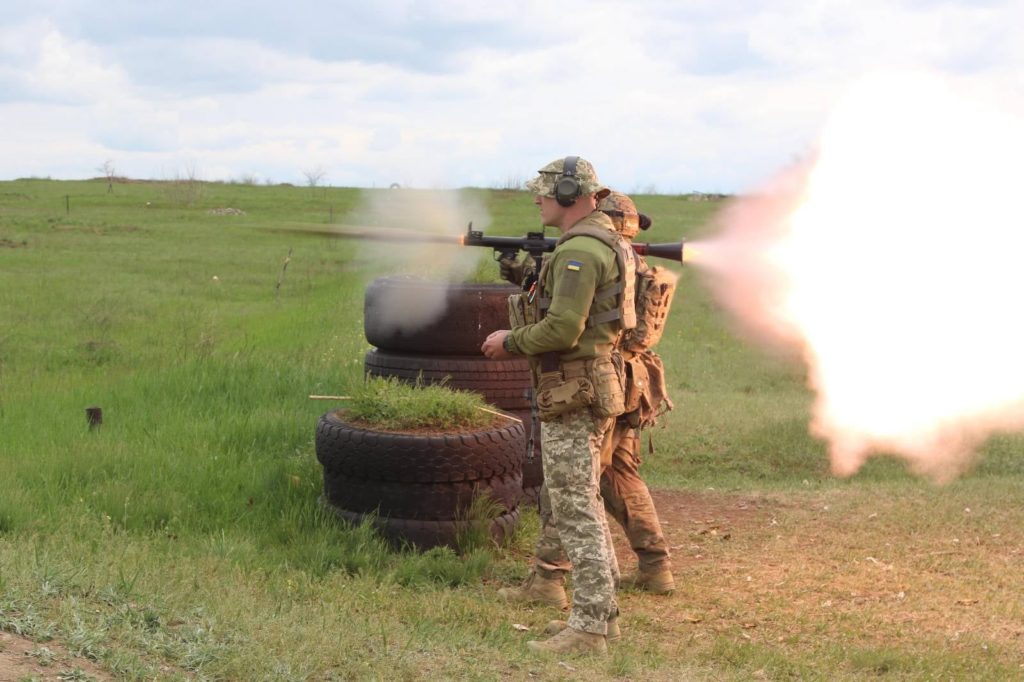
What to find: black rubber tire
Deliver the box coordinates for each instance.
[365,349,533,411]
[326,504,521,550]
[510,409,544,491]
[315,410,525,483]
[322,470,523,520]
[364,276,519,356]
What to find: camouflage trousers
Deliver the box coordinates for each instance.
[535,420,671,578]
[601,421,671,572]
[537,409,618,635]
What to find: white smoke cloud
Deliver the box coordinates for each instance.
[698,71,1024,481]
[348,188,492,335]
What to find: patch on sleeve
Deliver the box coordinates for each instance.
[566,260,583,271]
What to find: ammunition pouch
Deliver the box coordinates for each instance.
[507,292,539,330]
[623,354,649,416]
[534,354,626,422]
[590,353,627,419]
[507,293,525,329]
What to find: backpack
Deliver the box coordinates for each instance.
[621,260,677,352]
[620,258,678,430]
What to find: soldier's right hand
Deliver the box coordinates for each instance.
[499,255,527,285]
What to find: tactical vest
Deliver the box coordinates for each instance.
[505,224,676,428]
[535,225,637,331]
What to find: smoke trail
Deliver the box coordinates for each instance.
[696,72,1024,481]
[347,188,492,336]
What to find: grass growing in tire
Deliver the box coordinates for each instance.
[343,375,504,431]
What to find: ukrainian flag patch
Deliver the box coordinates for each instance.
[566,260,583,272]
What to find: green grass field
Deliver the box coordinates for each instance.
[1,178,1022,680]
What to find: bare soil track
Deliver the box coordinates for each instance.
[0,630,111,681]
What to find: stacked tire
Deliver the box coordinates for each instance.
[314,276,543,549]
[362,276,544,503]
[316,409,524,549]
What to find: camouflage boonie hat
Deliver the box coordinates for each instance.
[525,156,610,200]
[597,190,638,216]
[598,190,641,238]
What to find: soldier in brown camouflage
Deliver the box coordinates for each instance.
[498,191,675,636]
[482,156,624,656]
[590,190,674,594]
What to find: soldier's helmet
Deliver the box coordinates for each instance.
[598,190,642,239]
[525,157,610,202]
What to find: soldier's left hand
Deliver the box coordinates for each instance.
[498,255,527,285]
[482,330,512,359]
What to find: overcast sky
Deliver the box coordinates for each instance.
[1,0,1020,193]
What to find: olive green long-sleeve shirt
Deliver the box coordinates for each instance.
[508,211,622,362]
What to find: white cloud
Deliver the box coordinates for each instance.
[0,1,1020,191]
[0,18,132,104]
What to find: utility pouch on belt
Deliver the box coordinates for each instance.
[535,354,627,422]
[535,370,594,422]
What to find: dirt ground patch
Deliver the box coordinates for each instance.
[611,488,778,571]
[0,631,111,681]
[608,487,1024,671]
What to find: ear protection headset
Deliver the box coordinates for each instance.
[554,155,581,207]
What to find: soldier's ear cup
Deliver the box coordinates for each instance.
[554,155,581,207]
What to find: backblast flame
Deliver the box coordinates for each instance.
[696,72,1024,480]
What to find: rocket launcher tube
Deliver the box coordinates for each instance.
[273,223,685,266]
[460,225,684,265]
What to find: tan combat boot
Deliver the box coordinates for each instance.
[544,616,621,643]
[621,566,675,594]
[526,626,607,656]
[497,572,569,610]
